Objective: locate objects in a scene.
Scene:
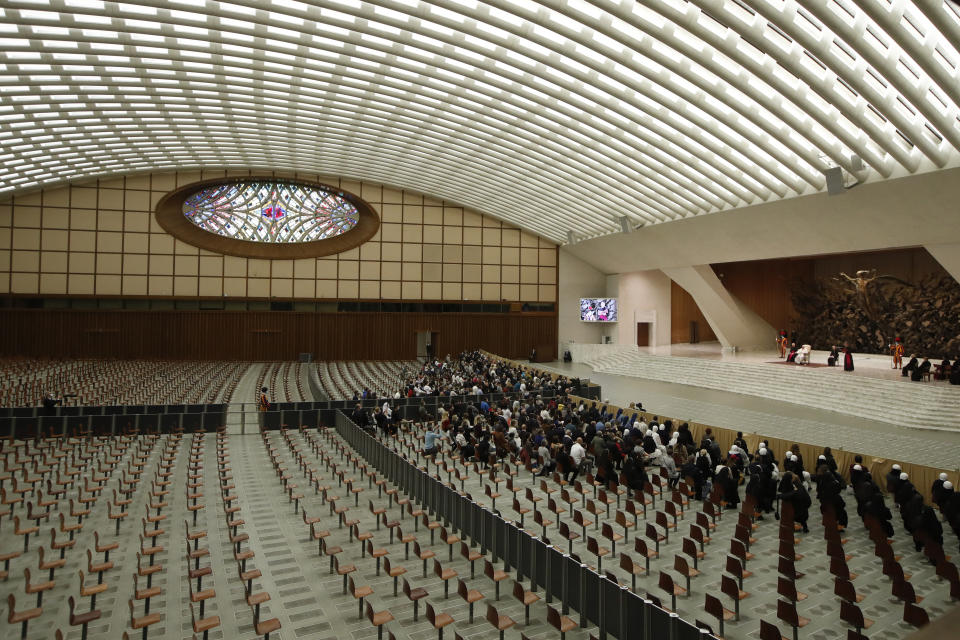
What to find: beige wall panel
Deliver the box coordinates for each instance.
[442,207,462,225]
[124,211,151,232]
[41,230,68,252]
[402,263,421,281]
[442,245,462,263]
[483,228,501,245]
[122,275,147,296]
[403,205,423,223]
[41,252,68,273]
[539,266,556,284]
[223,256,247,278]
[42,187,70,207]
[339,247,360,260]
[381,281,401,299]
[422,281,441,299]
[482,265,501,282]
[292,258,315,279]
[13,207,40,228]
[422,263,442,281]
[520,248,538,265]
[482,247,500,264]
[463,210,482,227]
[0,249,7,270]
[463,227,482,245]
[293,279,315,298]
[70,187,98,209]
[520,232,539,247]
[361,184,382,202]
[359,281,380,299]
[314,260,336,279]
[338,260,359,280]
[381,223,401,242]
[424,207,443,225]
[69,274,95,295]
[176,171,203,186]
[124,175,152,190]
[13,228,41,249]
[0,204,10,226]
[401,281,421,299]
[381,243,401,261]
[539,249,556,266]
[423,225,442,244]
[70,253,95,273]
[402,225,422,243]
[502,265,519,283]
[482,216,501,228]
[73,211,101,232]
[11,272,38,293]
[520,284,538,300]
[199,256,223,277]
[463,282,482,300]
[443,226,462,244]
[97,254,124,274]
[461,246,480,264]
[40,273,67,294]
[422,245,442,263]
[338,280,359,299]
[383,188,403,204]
[381,204,403,224]
[98,189,124,211]
[150,174,177,191]
[359,242,380,261]
[12,251,39,272]
[539,285,554,302]
[247,278,269,298]
[482,283,500,300]
[248,259,270,278]
[71,231,96,252]
[442,264,462,282]
[502,283,519,300]
[502,247,519,265]
[271,279,292,298]
[99,210,124,231]
[442,282,461,300]
[502,229,520,246]
[521,266,538,284]
[198,277,222,297]
[124,233,149,254]
[42,208,69,229]
[123,254,148,275]
[98,177,126,190]
[403,192,423,205]
[173,239,199,255]
[97,274,122,295]
[462,264,481,283]
[360,262,380,280]
[150,234,174,254]
[174,255,199,276]
[151,255,174,275]
[340,180,362,196]
[224,277,247,297]
[97,232,123,251]
[271,260,293,279]
[402,243,422,263]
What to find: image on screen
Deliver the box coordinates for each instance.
[580,298,618,322]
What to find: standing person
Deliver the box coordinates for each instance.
[567,437,586,482]
[827,345,840,366]
[843,345,855,372]
[890,337,904,369]
[257,386,270,412]
[777,331,789,359]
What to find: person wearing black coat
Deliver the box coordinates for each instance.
[932,473,949,507]
[716,464,739,510]
[745,462,767,517]
[912,357,931,381]
[821,448,839,473]
[778,472,811,533]
[863,486,895,537]
[902,356,919,377]
[912,503,943,553]
[895,474,917,507]
[815,465,848,528]
[902,492,924,536]
[885,465,903,494]
[676,423,695,450]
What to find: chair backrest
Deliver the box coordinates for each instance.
[619,553,633,573]
[903,602,929,627]
[656,512,668,529]
[635,538,649,555]
[777,598,798,626]
[682,538,697,560]
[457,578,468,600]
[626,500,638,516]
[646,523,658,540]
[433,560,443,578]
[674,555,688,574]
[574,510,585,526]
[486,603,499,627]
[365,600,375,624]
[666,501,677,517]
[690,524,704,543]
[484,560,494,579]
[587,537,599,555]
[893,577,916,602]
[425,602,437,626]
[759,619,783,640]
[601,523,614,540]
[658,571,673,593]
[704,594,722,620]
[834,577,856,602]
[534,510,544,526]
[720,574,739,599]
[840,600,863,627]
[547,605,561,631]
[559,521,571,539]
[512,579,525,602]
[777,576,796,600]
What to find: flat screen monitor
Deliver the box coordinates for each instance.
[580,298,618,322]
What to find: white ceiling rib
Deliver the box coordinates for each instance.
[1,0,958,244]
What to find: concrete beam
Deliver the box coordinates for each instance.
[925,243,960,285]
[662,265,775,351]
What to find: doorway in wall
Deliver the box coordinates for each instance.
[636,323,651,347]
[415,331,438,358]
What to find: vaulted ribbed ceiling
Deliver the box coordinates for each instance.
[2,0,960,244]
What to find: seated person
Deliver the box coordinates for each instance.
[951,358,960,385]
[935,358,952,380]
[912,357,931,381]
[902,355,919,377]
[795,344,812,365]
[827,345,839,366]
[786,343,799,363]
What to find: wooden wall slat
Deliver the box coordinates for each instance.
[0,310,558,362]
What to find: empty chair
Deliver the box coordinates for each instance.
[674,555,699,593]
[7,593,42,640]
[902,602,929,629]
[365,600,394,640]
[425,602,454,640]
[759,619,789,640]
[547,604,578,640]
[777,576,807,603]
[891,577,923,604]
[703,593,734,639]
[434,559,458,598]
[484,558,509,600]
[128,598,162,639]
[402,576,428,622]
[658,570,686,611]
[776,598,809,640]
[840,599,873,634]
[721,574,748,620]
[189,600,220,640]
[512,579,540,625]
[486,603,516,640]
[457,578,484,623]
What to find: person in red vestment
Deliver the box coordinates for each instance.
[843,345,855,371]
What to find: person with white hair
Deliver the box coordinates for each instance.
[885,464,903,494]
[932,472,951,507]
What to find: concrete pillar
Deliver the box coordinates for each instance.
[925,243,960,285]
[661,264,775,351]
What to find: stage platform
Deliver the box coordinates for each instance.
[539,342,960,470]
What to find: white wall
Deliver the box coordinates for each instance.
[615,270,673,346]
[558,249,607,351]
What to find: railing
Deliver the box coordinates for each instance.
[0,403,228,437]
[333,410,706,640]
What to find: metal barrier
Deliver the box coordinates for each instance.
[333,411,708,640]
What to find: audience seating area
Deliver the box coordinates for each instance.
[317,361,419,400]
[584,351,960,432]
[254,361,313,403]
[0,359,250,406]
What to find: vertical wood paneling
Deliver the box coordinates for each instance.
[0,310,557,362]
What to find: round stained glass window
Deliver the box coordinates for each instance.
[155,177,379,259]
[182,181,359,243]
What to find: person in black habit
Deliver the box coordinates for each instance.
[902,354,919,377]
[843,345,855,371]
[932,473,950,507]
[786,343,799,363]
[778,471,811,533]
[885,464,903,494]
[951,357,960,385]
[912,357,931,381]
[863,483,895,537]
[827,345,840,366]
[715,463,739,510]
[815,464,848,528]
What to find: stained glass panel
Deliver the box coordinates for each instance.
[182,181,360,243]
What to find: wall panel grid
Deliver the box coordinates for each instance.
[0,171,557,303]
